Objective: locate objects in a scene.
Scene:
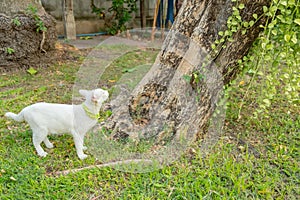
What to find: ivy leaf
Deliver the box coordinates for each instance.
[284,34,291,42]
[271,30,277,35]
[280,0,287,6]
[291,34,297,44]
[238,4,245,10]
[243,21,249,28]
[294,19,300,26]
[288,0,295,5]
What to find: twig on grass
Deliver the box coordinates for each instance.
[48,159,153,176]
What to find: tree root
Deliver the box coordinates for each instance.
[40,31,46,53]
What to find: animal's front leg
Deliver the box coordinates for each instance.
[72,131,88,160]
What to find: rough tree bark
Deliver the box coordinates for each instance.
[0,0,56,72]
[106,0,271,146]
[62,0,76,40]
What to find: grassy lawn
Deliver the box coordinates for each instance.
[0,45,299,199]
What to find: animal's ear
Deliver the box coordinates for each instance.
[79,89,89,97]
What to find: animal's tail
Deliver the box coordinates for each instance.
[5,111,24,122]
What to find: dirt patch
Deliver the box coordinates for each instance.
[0,13,57,72]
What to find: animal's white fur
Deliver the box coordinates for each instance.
[5,89,109,160]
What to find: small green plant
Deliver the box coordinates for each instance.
[182,71,205,90]
[6,47,15,55]
[26,4,47,52]
[91,0,137,35]
[12,17,21,26]
[26,4,47,32]
[26,67,38,76]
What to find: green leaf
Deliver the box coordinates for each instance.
[243,21,249,28]
[6,47,15,54]
[291,34,297,44]
[27,67,38,75]
[280,0,287,6]
[284,34,291,42]
[253,14,258,19]
[263,6,268,13]
[225,30,232,36]
[238,4,245,10]
[271,30,277,35]
[294,19,300,26]
[288,0,295,5]
[276,15,285,23]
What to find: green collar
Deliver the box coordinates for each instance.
[82,104,100,120]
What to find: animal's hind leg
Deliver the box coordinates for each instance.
[32,128,48,157]
[43,137,54,149]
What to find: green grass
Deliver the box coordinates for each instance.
[0,49,299,199]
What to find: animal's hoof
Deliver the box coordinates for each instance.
[78,154,88,160]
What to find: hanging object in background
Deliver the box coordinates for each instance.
[165,0,174,28]
[155,0,182,29]
[156,0,164,28]
[151,0,183,40]
[151,0,161,41]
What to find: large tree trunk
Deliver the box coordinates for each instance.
[0,0,57,72]
[106,0,270,147]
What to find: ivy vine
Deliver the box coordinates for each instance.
[220,0,300,119]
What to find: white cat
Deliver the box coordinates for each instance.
[5,88,109,160]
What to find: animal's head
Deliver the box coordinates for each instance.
[79,88,109,105]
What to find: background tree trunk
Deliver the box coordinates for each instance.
[62,0,76,40]
[106,0,271,144]
[0,0,56,72]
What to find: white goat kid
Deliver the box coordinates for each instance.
[5,89,109,160]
